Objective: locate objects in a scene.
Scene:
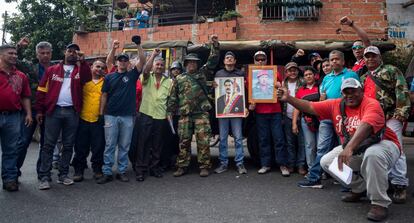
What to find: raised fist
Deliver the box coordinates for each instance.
[339,16,353,26]
[113,40,120,50]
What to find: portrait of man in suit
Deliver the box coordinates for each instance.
[216,78,245,117]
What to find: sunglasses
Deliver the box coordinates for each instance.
[352,45,364,50]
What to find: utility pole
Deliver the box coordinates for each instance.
[2,11,8,44]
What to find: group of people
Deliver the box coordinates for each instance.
[0,15,411,222]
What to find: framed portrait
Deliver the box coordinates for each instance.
[215,77,246,118]
[248,65,278,103]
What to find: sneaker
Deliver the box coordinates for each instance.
[341,191,366,202]
[237,164,247,174]
[199,168,209,177]
[73,172,84,182]
[297,179,323,189]
[258,166,271,174]
[214,164,228,174]
[57,176,74,186]
[367,204,388,222]
[38,179,51,190]
[116,173,129,182]
[96,175,113,184]
[3,181,19,192]
[173,167,188,177]
[279,166,290,177]
[392,184,407,204]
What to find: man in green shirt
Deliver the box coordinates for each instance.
[135,49,173,181]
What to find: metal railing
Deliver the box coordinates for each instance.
[261,0,320,21]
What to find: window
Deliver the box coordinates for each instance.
[257,0,323,21]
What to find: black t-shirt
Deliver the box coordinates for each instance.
[102,68,140,116]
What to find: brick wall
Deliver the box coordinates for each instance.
[237,0,388,41]
[73,21,237,56]
[74,0,388,57]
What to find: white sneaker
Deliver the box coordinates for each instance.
[39,180,50,190]
[257,166,271,174]
[57,176,74,186]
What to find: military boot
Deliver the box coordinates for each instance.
[173,167,188,177]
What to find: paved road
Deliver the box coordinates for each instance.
[1,139,413,223]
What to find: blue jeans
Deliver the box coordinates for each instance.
[284,116,305,168]
[307,119,335,182]
[218,118,244,166]
[17,111,38,176]
[386,119,409,186]
[38,106,79,180]
[301,117,318,169]
[0,112,21,183]
[102,115,134,175]
[256,113,287,167]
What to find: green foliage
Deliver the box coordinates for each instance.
[221,10,242,21]
[382,47,414,74]
[4,0,107,60]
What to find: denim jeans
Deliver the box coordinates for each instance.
[218,118,244,166]
[256,113,287,167]
[0,112,21,183]
[17,111,38,176]
[307,119,336,182]
[102,115,134,175]
[301,117,318,169]
[387,119,409,186]
[283,116,305,168]
[38,106,79,180]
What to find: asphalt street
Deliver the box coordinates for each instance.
[1,139,413,223]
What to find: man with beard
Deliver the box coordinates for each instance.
[0,44,32,192]
[71,60,107,182]
[35,43,92,190]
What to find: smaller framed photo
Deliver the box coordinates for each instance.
[215,77,246,118]
[248,65,278,103]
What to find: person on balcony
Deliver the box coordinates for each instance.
[136,10,149,29]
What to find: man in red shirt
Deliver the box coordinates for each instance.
[249,51,289,176]
[0,45,32,192]
[35,43,92,189]
[278,78,400,221]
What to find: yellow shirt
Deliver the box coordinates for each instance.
[80,78,103,122]
[139,73,172,119]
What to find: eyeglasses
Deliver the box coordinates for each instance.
[352,45,364,50]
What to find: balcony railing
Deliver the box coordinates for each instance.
[258,0,322,21]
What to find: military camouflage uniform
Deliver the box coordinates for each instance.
[167,43,220,169]
[360,64,411,119]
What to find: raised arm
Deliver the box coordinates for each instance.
[202,34,220,71]
[340,16,371,47]
[142,48,161,81]
[135,43,146,72]
[106,40,120,72]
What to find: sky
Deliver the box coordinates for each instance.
[0,0,19,43]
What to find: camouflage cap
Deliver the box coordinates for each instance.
[184,53,201,62]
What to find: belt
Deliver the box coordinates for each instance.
[0,111,17,115]
[56,105,74,109]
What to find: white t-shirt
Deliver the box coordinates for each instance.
[286,81,297,119]
[56,65,74,106]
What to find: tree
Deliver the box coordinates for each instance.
[5,0,109,60]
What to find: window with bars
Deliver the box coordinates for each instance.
[257,0,323,21]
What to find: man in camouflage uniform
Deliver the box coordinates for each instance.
[167,35,220,177]
[360,46,411,203]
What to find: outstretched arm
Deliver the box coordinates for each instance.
[106,40,120,72]
[340,16,371,47]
